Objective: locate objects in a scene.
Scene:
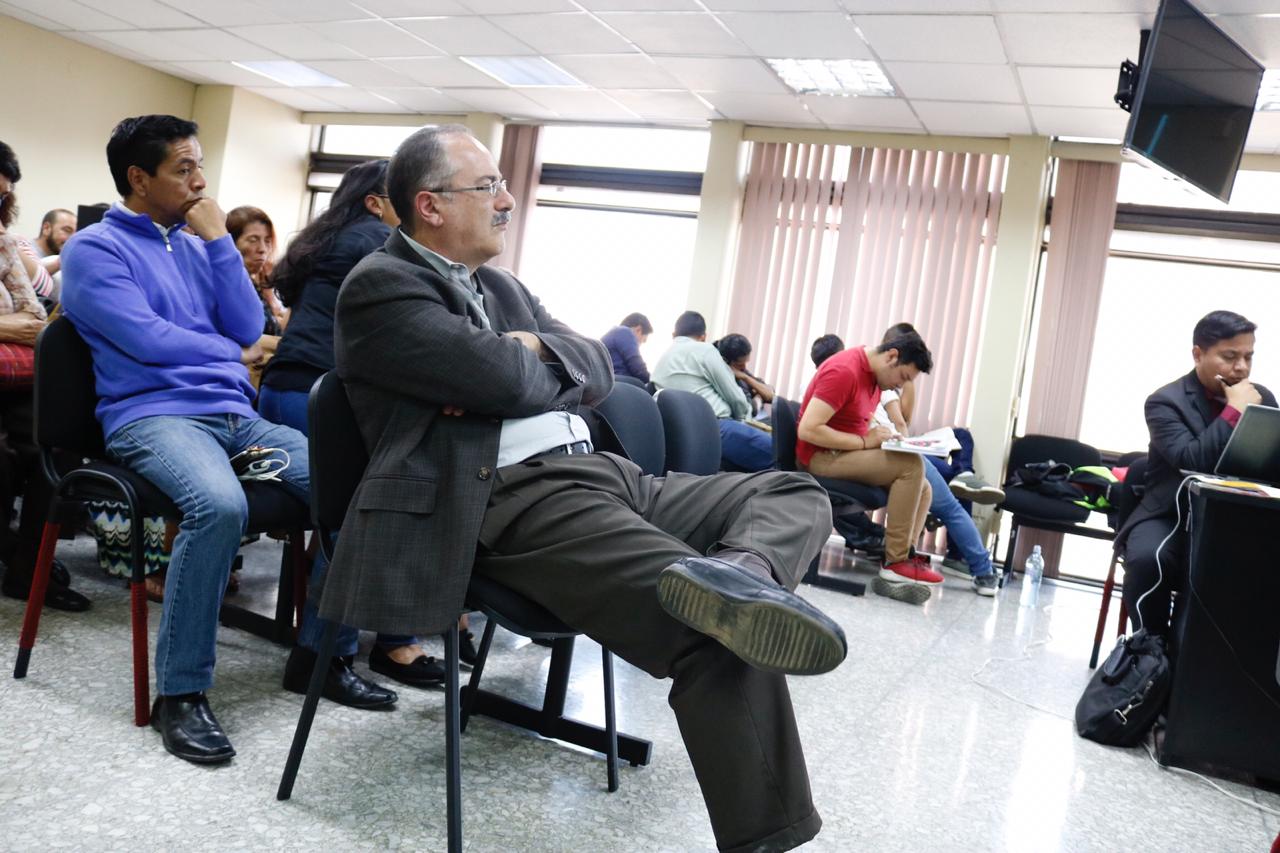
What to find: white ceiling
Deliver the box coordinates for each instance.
[4,0,1280,152]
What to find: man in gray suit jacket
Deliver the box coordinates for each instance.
[1118,310,1275,636]
[320,124,846,852]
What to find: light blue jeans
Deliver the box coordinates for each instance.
[923,461,993,577]
[718,419,774,472]
[258,385,417,656]
[105,413,311,695]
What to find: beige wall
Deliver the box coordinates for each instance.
[0,13,195,238]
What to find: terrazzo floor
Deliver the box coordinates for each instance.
[2,534,1277,852]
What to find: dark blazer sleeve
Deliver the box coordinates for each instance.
[1145,390,1234,474]
[336,253,602,418]
[514,280,614,408]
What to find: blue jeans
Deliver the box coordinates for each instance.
[258,385,417,655]
[718,419,773,472]
[106,413,311,695]
[923,461,992,577]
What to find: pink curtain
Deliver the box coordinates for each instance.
[728,142,1006,431]
[491,124,540,275]
[1016,158,1121,574]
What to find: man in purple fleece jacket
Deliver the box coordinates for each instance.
[60,115,395,765]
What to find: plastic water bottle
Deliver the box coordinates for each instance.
[1020,545,1044,608]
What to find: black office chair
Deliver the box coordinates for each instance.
[612,374,648,390]
[1090,453,1147,668]
[997,434,1111,586]
[654,388,721,475]
[772,398,885,596]
[12,317,310,727]
[278,375,652,853]
[593,381,666,477]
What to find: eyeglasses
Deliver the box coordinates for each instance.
[427,179,508,198]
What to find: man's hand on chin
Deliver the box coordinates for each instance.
[1222,376,1262,410]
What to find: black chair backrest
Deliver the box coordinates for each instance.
[35,317,106,457]
[593,382,665,477]
[655,389,720,475]
[771,398,801,472]
[613,374,647,389]
[1007,434,1101,474]
[308,372,370,531]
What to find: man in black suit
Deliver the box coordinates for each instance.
[324,124,846,852]
[1117,310,1276,636]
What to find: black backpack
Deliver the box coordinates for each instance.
[1006,460,1083,502]
[1075,629,1171,747]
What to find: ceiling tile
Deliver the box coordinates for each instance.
[380,56,502,86]
[553,55,683,89]
[247,87,345,112]
[654,56,790,93]
[576,0,700,9]
[60,30,151,61]
[997,14,1145,66]
[228,24,362,60]
[251,0,374,23]
[150,0,291,26]
[306,60,422,87]
[369,87,472,112]
[1017,66,1120,109]
[435,87,559,118]
[0,0,74,30]
[393,16,539,54]
[460,0,578,10]
[295,86,412,111]
[853,14,1007,63]
[800,94,923,129]
[596,12,751,56]
[912,99,1031,134]
[1197,0,1280,11]
[603,89,718,121]
[699,91,821,124]
[992,0,1153,10]
[155,60,291,87]
[521,89,644,121]
[160,28,284,61]
[705,0,842,9]
[1212,16,1280,67]
[76,0,203,27]
[885,61,1020,102]
[1244,112,1280,151]
[842,1,993,10]
[356,0,473,14]
[307,19,441,58]
[489,13,635,54]
[1029,105,1128,139]
[2,0,128,29]
[718,12,874,59]
[80,29,214,61]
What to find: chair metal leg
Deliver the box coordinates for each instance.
[290,529,307,638]
[130,580,150,726]
[277,618,340,801]
[1090,554,1120,669]
[14,521,61,680]
[443,624,462,853]
[1117,601,1128,637]
[601,648,619,793]
[460,619,496,733]
[999,520,1019,588]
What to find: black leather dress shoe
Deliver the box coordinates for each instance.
[369,645,445,688]
[458,629,478,667]
[151,693,236,765]
[657,556,848,676]
[2,567,91,613]
[283,646,398,709]
[842,530,885,558]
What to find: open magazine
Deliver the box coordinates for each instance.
[880,427,959,458]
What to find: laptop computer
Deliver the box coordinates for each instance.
[1214,404,1280,487]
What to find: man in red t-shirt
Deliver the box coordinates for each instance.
[797,330,939,602]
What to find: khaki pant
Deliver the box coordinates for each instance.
[805,448,931,563]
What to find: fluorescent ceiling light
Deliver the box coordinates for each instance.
[232,61,348,88]
[461,56,583,87]
[766,58,894,97]
[1258,69,1280,111]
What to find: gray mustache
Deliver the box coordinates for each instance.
[493,211,512,226]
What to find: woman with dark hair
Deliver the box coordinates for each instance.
[714,333,774,416]
[258,160,456,692]
[226,205,285,392]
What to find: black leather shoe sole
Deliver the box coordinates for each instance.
[2,579,91,612]
[369,647,445,688]
[657,559,847,676]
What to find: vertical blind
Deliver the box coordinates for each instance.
[727,142,1007,432]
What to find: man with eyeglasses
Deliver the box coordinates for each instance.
[323,123,845,852]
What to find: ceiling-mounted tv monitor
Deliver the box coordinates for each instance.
[1121,0,1264,203]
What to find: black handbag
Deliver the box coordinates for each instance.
[1075,629,1171,747]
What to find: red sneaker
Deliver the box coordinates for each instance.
[879,559,944,586]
